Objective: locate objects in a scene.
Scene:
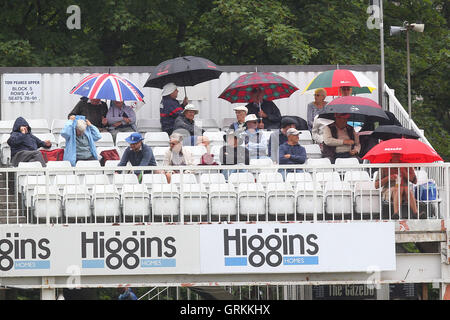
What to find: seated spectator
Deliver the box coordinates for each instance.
[268,117,297,163]
[160,83,188,136]
[242,114,269,160]
[162,133,195,183]
[106,100,137,142]
[322,113,361,164]
[229,105,248,134]
[118,287,137,300]
[118,132,157,181]
[68,97,109,132]
[307,88,327,131]
[374,153,424,219]
[196,136,218,165]
[278,128,307,179]
[173,104,204,145]
[245,88,282,130]
[61,115,101,166]
[7,116,51,167]
[219,130,250,180]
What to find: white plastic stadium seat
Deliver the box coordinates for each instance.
[209,183,237,219]
[181,184,209,218]
[170,173,197,186]
[96,132,114,147]
[298,130,313,145]
[137,119,161,133]
[142,173,168,191]
[92,185,121,219]
[62,185,92,219]
[257,172,284,190]
[152,147,169,165]
[354,181,381,216]
[305,158,332,172]
[228,172,255,185]
[82,174,110,192]
[151,184,180,221]
[221,118,236,130]
[198,119,219,132]
[295,182,324,217]
[267,183,295,217]
[286,172,313,186]
[203,131,225,147]
[51,119,67,137]
[27,119,50,134]
[303,144,322,159]
[315,171,341,186]
[144,131,170,147]
[238,183,266,217]
[121,184,150,219]
[1,133,11,165]
[75,159,102,175]
[199,173,226,189]
[32,185,62,219]
[343,170,371,189]
[34,133,57,149]
[324,181,353,216]
[113,173,139,193]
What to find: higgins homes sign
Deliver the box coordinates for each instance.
[0,222,395,277]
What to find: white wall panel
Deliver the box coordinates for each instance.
[1,67,379,130]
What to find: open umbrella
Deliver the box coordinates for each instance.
[371,125,419,141]
[218,72,298,103]
[143,56,223,89]
[301,69,376,96]
[362,138,442,163]
[318,96,388,122]
[70,73,144,102]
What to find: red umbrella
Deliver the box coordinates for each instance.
[218,72,298,103]
[362,138,442,163]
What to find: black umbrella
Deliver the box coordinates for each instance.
[144,56,223,89]
[318,96,389,122]
[371,125,419,141]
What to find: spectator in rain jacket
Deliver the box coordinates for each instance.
[159,83,188,135]
[7,116,51,167]
[61,115,101,166]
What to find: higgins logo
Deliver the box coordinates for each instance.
[81,231,176,270]
[223,228,319,268]
[0,233,51,271]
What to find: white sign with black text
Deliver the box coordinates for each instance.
[2,73,42,102]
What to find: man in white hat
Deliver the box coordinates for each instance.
[159,82,188,135]
[229,105,248,133]
[173,104,204,145]
[242,113,269,159]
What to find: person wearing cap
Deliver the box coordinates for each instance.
[173,104,204,145]
[106,100,137,143]
[162,132,195,183]
[229,105,248,133]
[242,114,269,160]
[245,87,282,130]
[278,128,307,178]
[267,116,297,163]
[68,97,109,132]
[322,113,361,164]
[118,132,157,180]
[61,115,102,166]
[219,129,250,180]
[159,83,188,135]
[307,88,327,131]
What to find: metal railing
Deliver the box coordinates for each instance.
[0,162,448,226]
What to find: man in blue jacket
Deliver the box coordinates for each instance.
[7,116,52,166]
[279,128,307,179]
[118,132,157,181]
[61,115,101,166]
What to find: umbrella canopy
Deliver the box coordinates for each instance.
[70,73,144,102]
[218,72,299,103]
[144,56,222,88]
[301,69,376,96]
[318,96,389,122]
[371,125,419,141]
[362,138,442,163]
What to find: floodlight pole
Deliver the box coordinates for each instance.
[405,25,412,129]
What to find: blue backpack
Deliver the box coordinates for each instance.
[414,181,437,201]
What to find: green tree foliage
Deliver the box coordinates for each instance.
[0,0,448,159]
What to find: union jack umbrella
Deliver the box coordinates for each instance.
[70,73,145,102]
[301,69,376,96]
[219,72,298,103]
